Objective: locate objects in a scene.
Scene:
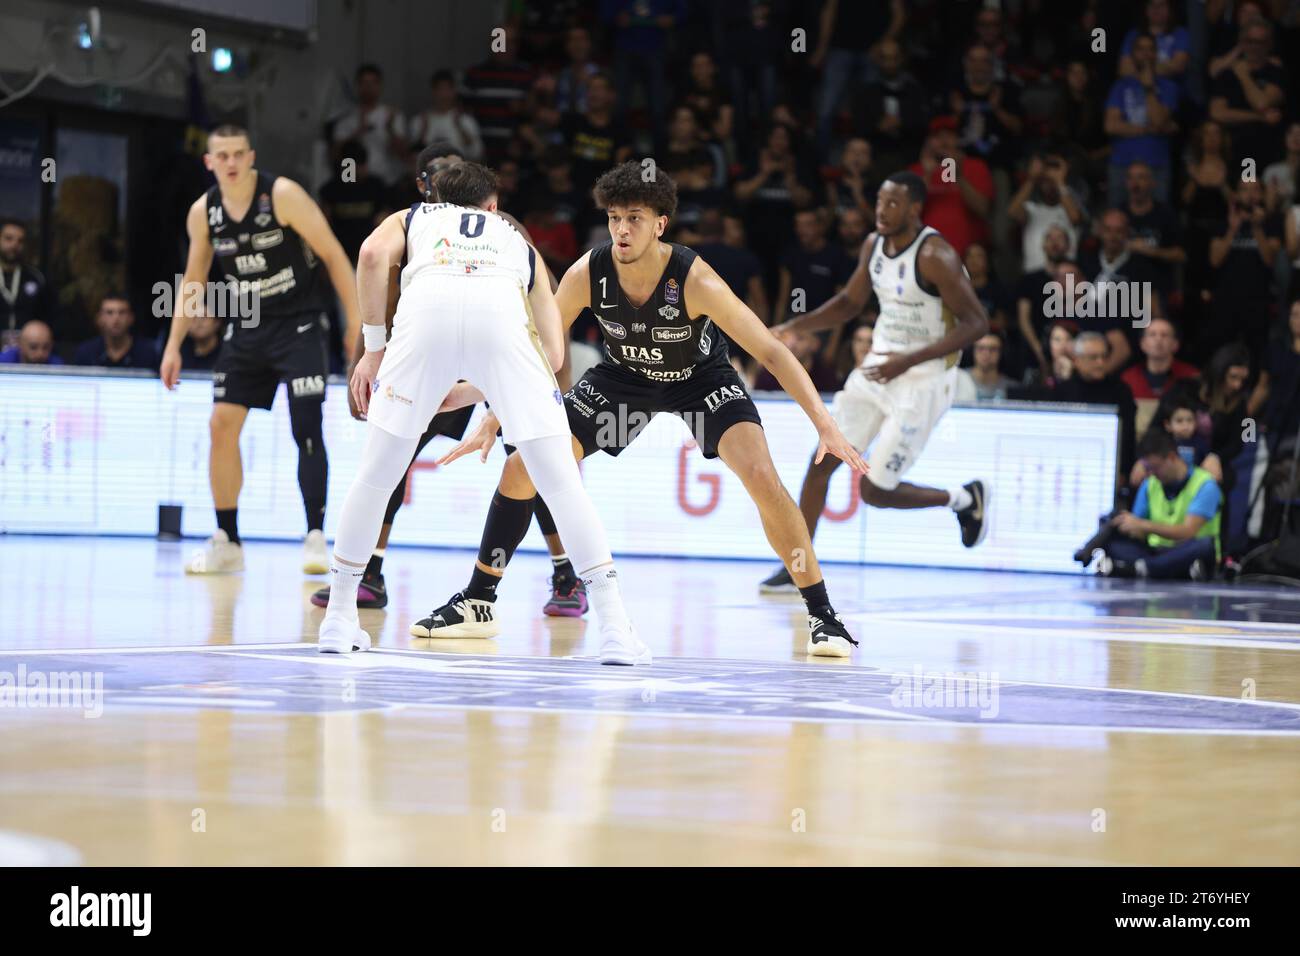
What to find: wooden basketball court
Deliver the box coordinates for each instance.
[1,535,1297,865]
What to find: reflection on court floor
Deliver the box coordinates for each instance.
[1,536,1298,866]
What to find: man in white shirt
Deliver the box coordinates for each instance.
[331,64,408,186]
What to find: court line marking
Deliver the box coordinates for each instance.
[0,642,316,656]
[28,644,1295,735]
[868,610,1300,632]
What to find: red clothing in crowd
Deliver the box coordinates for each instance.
[907,157,994,258]
[1120,359,1200,400]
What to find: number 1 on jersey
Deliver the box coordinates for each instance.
[459,213,485,238]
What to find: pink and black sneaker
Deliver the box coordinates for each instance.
[310,572,388,609]
[542,575,588,617]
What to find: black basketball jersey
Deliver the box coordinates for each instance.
[587,241,727,383]
[205,170,321,317]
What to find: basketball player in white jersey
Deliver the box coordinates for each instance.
[318,162,645,664]
[759,171,991,593]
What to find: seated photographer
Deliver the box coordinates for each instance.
[1095,427,1221,580]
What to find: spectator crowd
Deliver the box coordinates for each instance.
[3,0,1300,571]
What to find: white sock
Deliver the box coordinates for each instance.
[326,559,364,620]
[948,486,973,511]
[582,562,632,634]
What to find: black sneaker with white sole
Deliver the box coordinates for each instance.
[759,566,798,594]
[955,480,990,547]
[806,608,859,658]
[409,590,500,639]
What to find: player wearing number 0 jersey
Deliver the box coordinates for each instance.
[759,171,992,594]
[318,161,644,663]
[414,162,871,658]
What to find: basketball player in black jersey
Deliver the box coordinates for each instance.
[416,162,870,657]
[161,124,362,575]
[306,143,586,613]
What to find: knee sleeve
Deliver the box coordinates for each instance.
[290,399,328,500]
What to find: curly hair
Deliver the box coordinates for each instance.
[592,161,677,220]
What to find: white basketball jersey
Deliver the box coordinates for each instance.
[401,202,534,294]
[866,226,959,372]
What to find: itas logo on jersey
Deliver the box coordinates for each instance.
[235,253,267,274]
[652,326,690,343]
[704,384,746,413]
[598,317,627,339]
[619,345,663,364]
[664,277,680,304]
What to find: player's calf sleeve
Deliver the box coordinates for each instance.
[513,435,613,577]
[333,424,420,567]
[290,400,328,531]
[474,492,535,575]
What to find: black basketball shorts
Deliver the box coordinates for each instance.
[564,359,763,460]
[213,312,330,410]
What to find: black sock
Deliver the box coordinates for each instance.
[799,580,831,614]
[466,566,503,602]
[304,497,326,533]
[365,552,384,578]
[216,508,240,545]
[551,554,576,583]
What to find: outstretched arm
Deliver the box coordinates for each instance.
[688,258,868,474]
[274,176,361,363]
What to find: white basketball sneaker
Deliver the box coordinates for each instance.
[318,615,372,654]
[185,529,245,574]
[599,625,652,666]
[302,530,329,575]
[410,591,500,638]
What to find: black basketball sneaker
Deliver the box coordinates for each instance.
[409,591,500,639]
[311,572,388,609]
[759,566,799,594]
[955,479,990,547]
[806,608,859,658]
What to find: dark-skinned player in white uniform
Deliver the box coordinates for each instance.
[418,162,871,657]
[758,171,991,594]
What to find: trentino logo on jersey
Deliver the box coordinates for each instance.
[652,326,690,342]
[598,317,627,339]
[664,277,679,304]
